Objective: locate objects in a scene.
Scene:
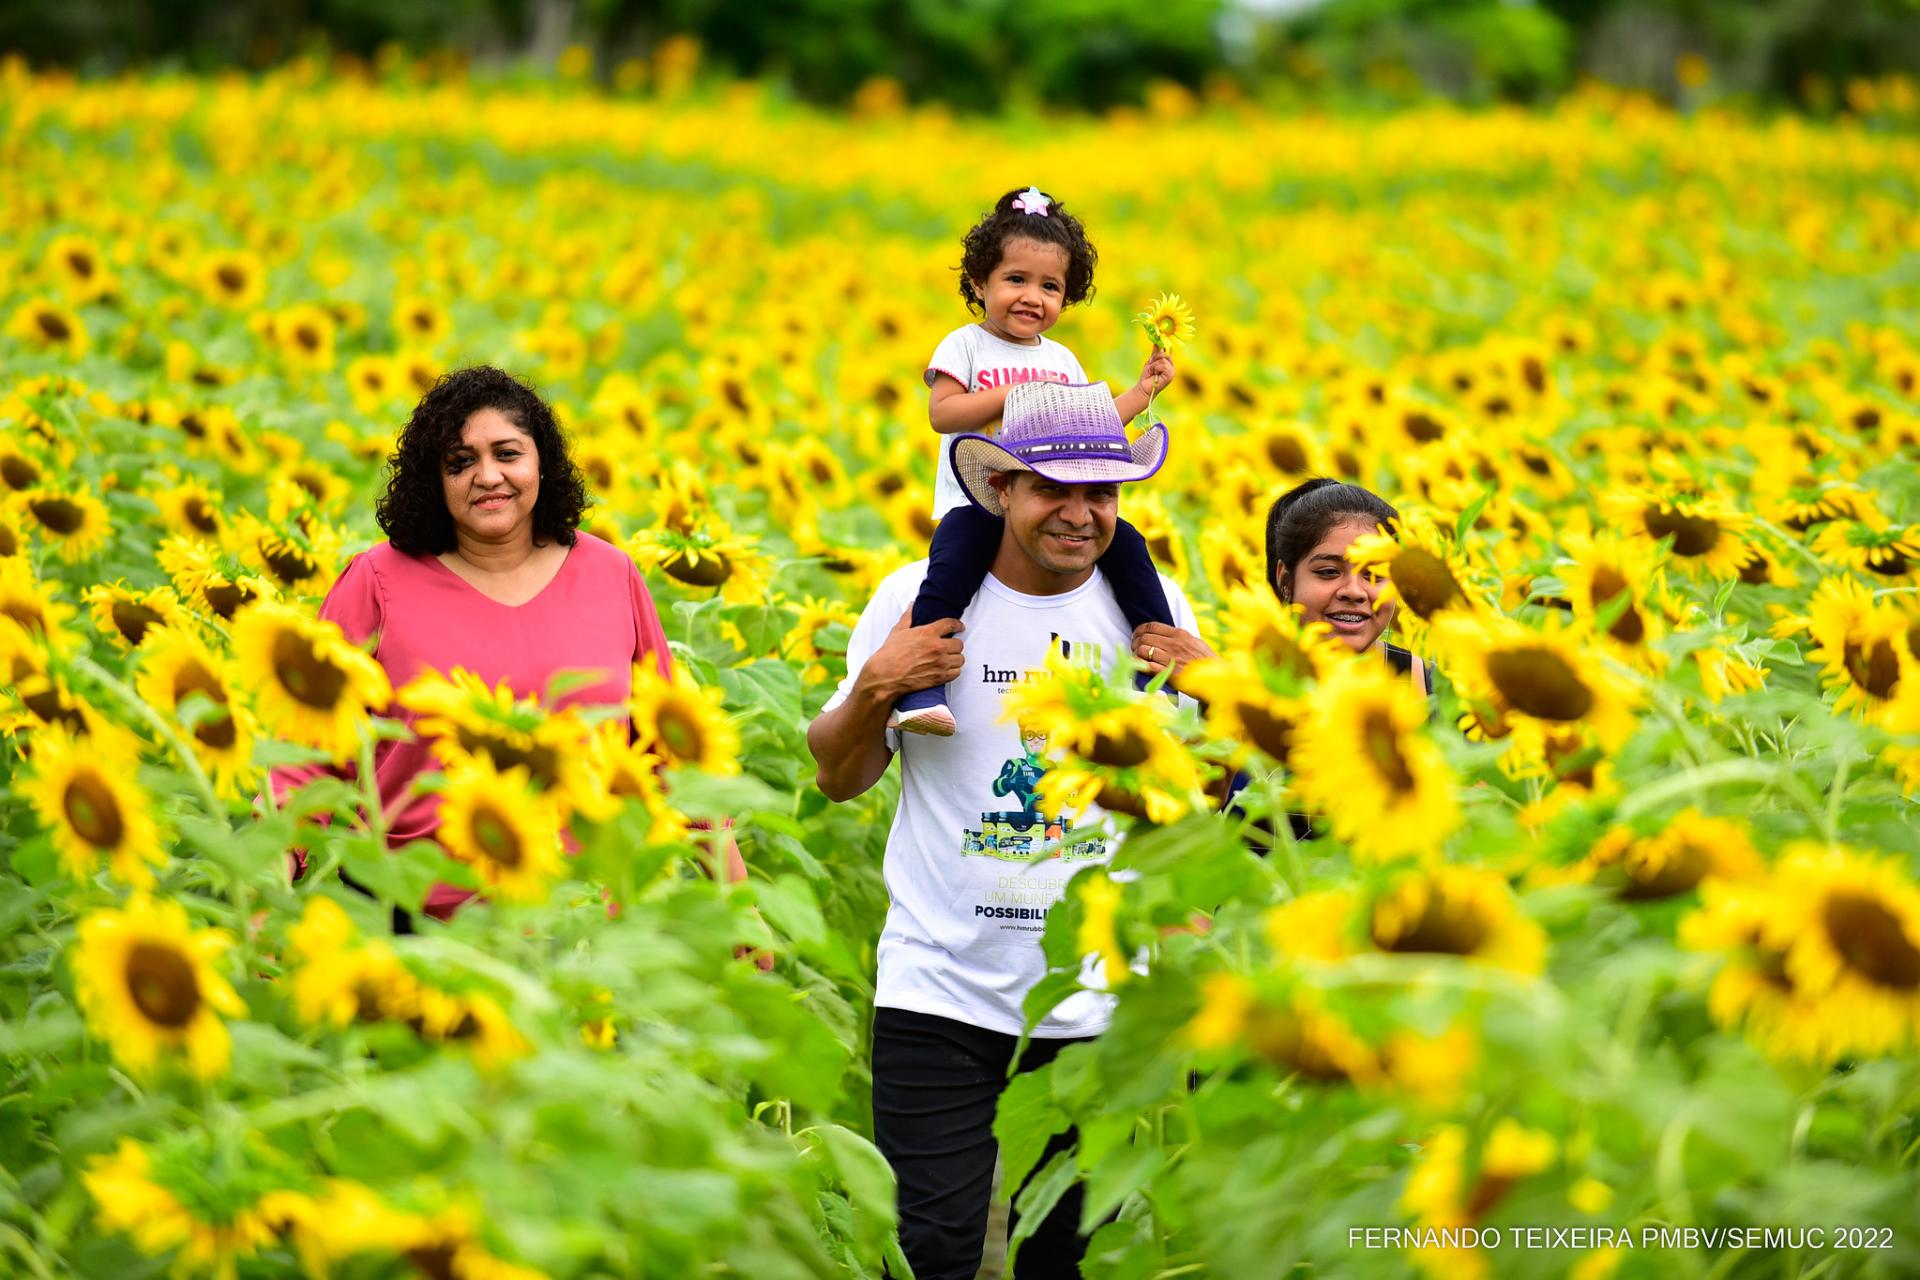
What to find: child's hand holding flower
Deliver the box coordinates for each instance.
[1136,350,1175,398]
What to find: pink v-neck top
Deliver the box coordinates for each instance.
[269,534,673,914]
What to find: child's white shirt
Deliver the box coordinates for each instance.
[924,323,1089,518]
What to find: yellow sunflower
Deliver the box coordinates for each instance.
[198,248,267,310]
[44,233,115,303]
[1682,847,1920,1062]
[782,596,859,684]
[1554,524,1667,661]
[1605,486,1755,580]
[1199,524,1263,600]
[82,582,190,650]
[156,536,276,620]
[6,298,89,357]
[225,511,341,595]
[392,294,451,346]
[1812,515,1920,581]
[628,662,741,774]
[574,721,689,843]
[11,484,112,562]
[1136,291,1197,353]
[1804,575,1910,715]
[1438,612,1640,753]
[0,555,77,645]
[1551,811,1762,900]
[435,756,568,904]
[72,895,246,1078]
[625,515,771,604]
[1344,513,1480,641]
[1077,872,1130,987]
[270,303,337,370]
[1126,492,1191,582]
[135,625,258,798]
[1287,660,1459,862]
[83,1139,296,1280]
[1214,582,1345,685]
[1401,1120,1556,1279]
[23,724,164,885]
[1182,651,1306,766]
[230,602,391,761]
[1367,867,1547,973]
[288,897,415,1029]
[399,667,596,804]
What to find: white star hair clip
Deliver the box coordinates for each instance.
[1012,187,1051,217]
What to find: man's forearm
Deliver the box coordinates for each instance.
[807,672,898,801]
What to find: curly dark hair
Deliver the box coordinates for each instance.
[1265,478,1398,602]
[376,366,589,556]
[958,187,1098,312]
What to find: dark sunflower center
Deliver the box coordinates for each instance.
[111,600,164,646]
[406,1244,460,1280]
[1265,434,1310,473]
[1392,547,1462,618]
[261,542,319,586]
[470,805,524,869]
[1486,647,1594,720]
[215,264,247,292]
[63,771,125,848]
[271,630,348,709]
[1372,892,1490,957]
[1738,550,1772,585]
[1401,410,1445,443]
[35,310,72,342]
[293,324,320,352]
[663,550,733,587]
[126,941,201,1028]
[0,525,16,556]
[28,497,85,535]
[3,599,46,633]
[1620,839,1708,900]
[1588,566,1645,644]
[1641,506,1721,557]
[204,581,256,620]
[1864,550,1909,577]
[654,704,705,762]
[1843,638,1900,700]
[1360,707,1415,792]
[1085,726,1151,769]
[1,456,39,489]
[1238,700,1295,761]
[1824,891,1920,990]
[174,661,236,750]
[451,727,560,788]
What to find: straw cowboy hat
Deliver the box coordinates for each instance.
[950,380,1170,518]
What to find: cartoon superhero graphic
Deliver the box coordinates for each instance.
[991,725,1053,826]
[961,724,1105,860]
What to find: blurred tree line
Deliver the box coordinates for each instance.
[5,0,1917,109]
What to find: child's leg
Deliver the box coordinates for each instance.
[895,504,1003,734]
[1098,518,1175,631]
[1098,519,1176,691]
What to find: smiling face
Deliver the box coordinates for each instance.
[1280,517,1395,651]
[971,237,1069,345]
[442,407,541,546]
[989,470,1118,591]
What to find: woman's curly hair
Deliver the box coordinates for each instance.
[376,366,589,556]
[958,188,1098,312]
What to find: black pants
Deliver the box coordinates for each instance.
[873,1007,1091,1280]
[911,504,1174,632]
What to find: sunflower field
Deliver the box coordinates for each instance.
[4,47,1920,1280]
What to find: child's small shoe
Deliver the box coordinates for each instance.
[891,686,957,737]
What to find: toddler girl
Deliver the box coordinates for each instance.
[893,186,1176,735]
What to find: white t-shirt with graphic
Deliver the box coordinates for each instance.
[924,324,1090,518]
[824,560,1200,1038]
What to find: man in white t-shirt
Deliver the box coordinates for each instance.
[807,381,1201,1280]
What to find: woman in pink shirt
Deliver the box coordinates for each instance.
[270,366,737,923]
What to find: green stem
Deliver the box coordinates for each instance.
[73,655,222,820]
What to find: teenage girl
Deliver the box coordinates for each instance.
[892,186,1176,734]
